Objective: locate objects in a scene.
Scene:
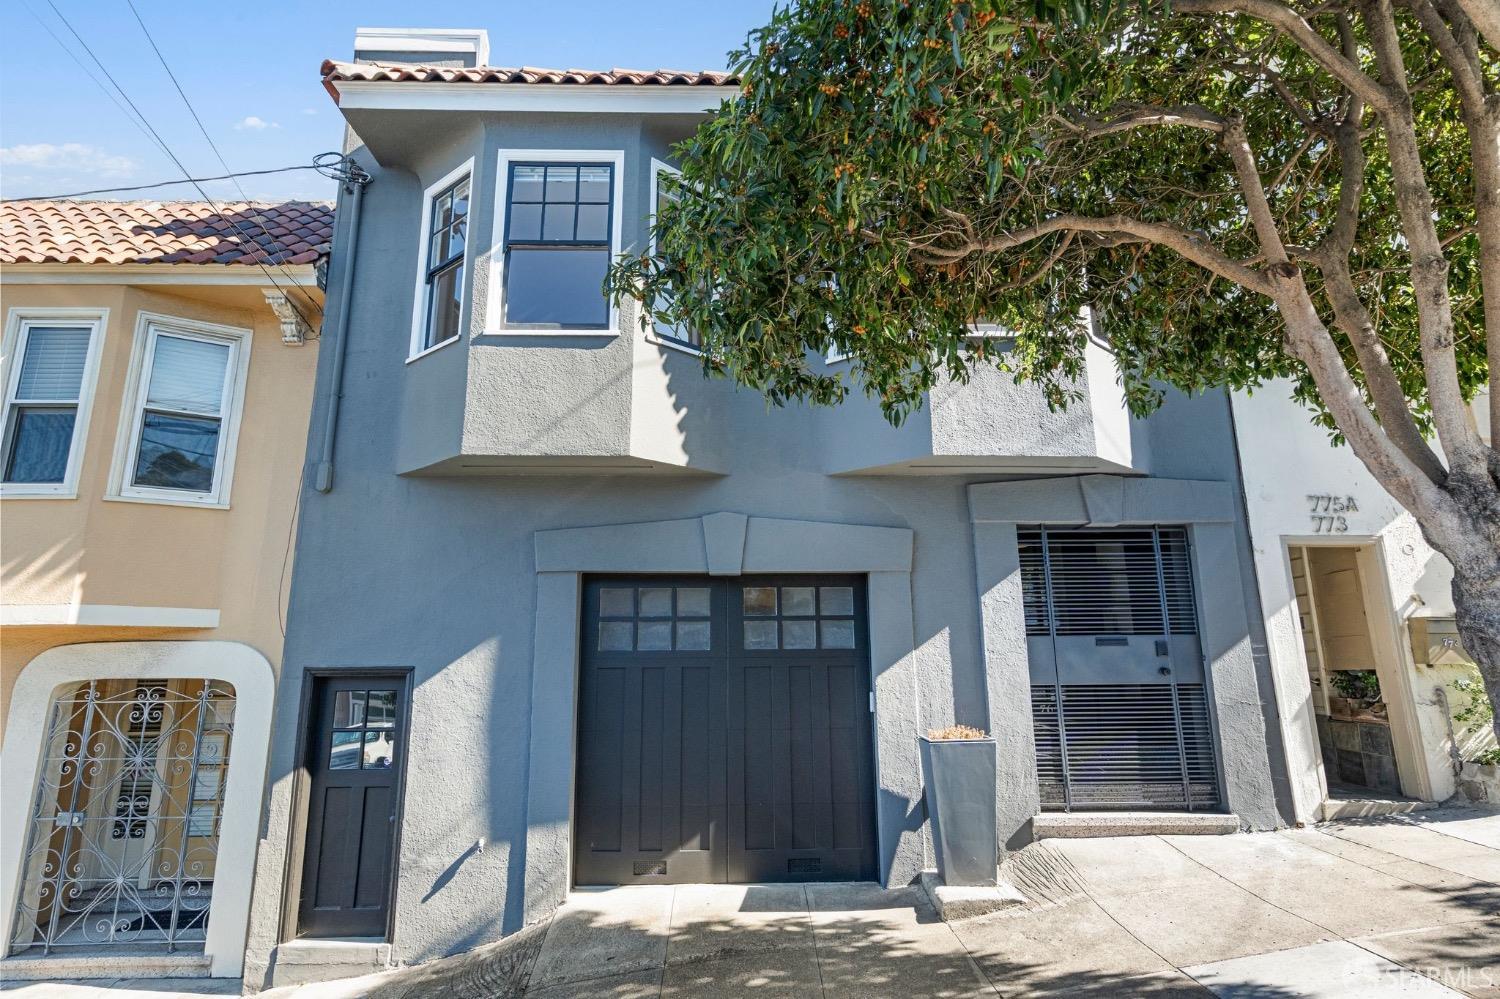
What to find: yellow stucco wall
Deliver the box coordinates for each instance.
[0,280,320,743]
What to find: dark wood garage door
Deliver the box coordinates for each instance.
[575,575,877,885]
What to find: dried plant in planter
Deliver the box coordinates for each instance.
[927,725,989,741]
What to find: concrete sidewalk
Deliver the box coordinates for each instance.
[5,808,1497,998]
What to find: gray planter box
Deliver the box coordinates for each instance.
[919,736,998,886]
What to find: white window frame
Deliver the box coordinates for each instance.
[826,324,1013,365]
[486,148,626,337]
[0,307,108,499]
[644,158,705,357]
[106,311,252,510]
[408,156,476,362]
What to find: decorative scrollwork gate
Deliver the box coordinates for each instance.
[9,678,235,955]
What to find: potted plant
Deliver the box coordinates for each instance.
[919,725,997,886]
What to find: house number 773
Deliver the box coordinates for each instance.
[1307,494,1358,533]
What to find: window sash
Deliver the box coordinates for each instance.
[504,162,613,248]
[421,176,471,348]
[1,317,101,491]
[423,257,466,348]
[501,161,615,329]
[647,161,702,351]
[13,326,93,403]
[123,325,237,500]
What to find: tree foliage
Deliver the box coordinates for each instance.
[611,0,1485,428]
[609,0,1500,735]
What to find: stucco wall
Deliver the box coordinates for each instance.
[242,113,1285,987]
[1231,381,1494,819]
[0,283,317,723]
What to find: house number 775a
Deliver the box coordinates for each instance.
[1308,494,1358,533]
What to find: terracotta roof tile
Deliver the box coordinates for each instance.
[321,59,738,89]
[0,200,334,267]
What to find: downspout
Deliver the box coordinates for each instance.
[314,158,372,493]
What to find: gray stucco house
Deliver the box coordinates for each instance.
[243,26,1293,990]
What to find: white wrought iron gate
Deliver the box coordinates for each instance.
[1020,527,1221,811]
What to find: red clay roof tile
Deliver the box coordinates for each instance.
[0,200,334,267]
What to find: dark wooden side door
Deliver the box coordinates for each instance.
[574,576,876,886]
[298,675,407,937]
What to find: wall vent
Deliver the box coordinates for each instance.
[632,861,667,876]
[787,858,822,874]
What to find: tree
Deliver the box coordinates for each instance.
[608,0,1500,738]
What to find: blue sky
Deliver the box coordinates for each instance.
[0,1,775,203]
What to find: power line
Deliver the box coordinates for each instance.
[124,0,322,319]
[2,164,329,201]
[36,0,319,333]
[19,1,174,162]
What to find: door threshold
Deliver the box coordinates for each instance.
[1033,811,1240,839]
[1319,796,1440,821]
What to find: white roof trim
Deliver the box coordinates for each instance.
[354,27,490,62]
[0,263,320,286]
[333,79,738,115]
[0,603,221,628]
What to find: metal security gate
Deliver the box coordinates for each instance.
[10,679,234,956]
[1020,527,1221,811]
[574,576,877,885]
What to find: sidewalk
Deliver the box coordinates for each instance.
[5,807,1497,998]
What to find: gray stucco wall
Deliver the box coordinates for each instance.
[242,110,1290,986]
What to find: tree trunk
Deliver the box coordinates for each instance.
[1448,553,1500,746]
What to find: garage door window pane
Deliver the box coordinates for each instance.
[638,621,673,650]
[638,587,673,617]
[743,587,777,616]
[783,620,816,649]
[745,620,778,649]
[782,587,816,616]
[821,620,856,649]
[819,587,854,616]
[677,588,710,617]
[676,620,710,650]
[599,588,634,617]
[599,621,634,651]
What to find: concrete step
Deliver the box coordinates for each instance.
[269,938,392,988]
[0,952,212,981]
[1032,811,1241,839]
[1319,796,1440,821]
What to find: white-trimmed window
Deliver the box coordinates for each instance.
[1,309,107,497]
[111,314,250,508]
[647,158,701,353]
[412,167,471,357]
[488,149,626,334]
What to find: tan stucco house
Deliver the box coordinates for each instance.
[0,199,330,980]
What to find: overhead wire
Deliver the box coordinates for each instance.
[123,0,323,320]
[31,0,321,332]
[3,165,330,201]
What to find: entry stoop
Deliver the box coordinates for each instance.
[1032,812,1241,839]
[1319,796,1440,820]
[269,938,393,987]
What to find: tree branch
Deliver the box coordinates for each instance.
[885,214,1274,293]
[1176,0,1398,114]
[1365,0,1490,478]
[1066,103,1229,137]
[1450,0,1500,52]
